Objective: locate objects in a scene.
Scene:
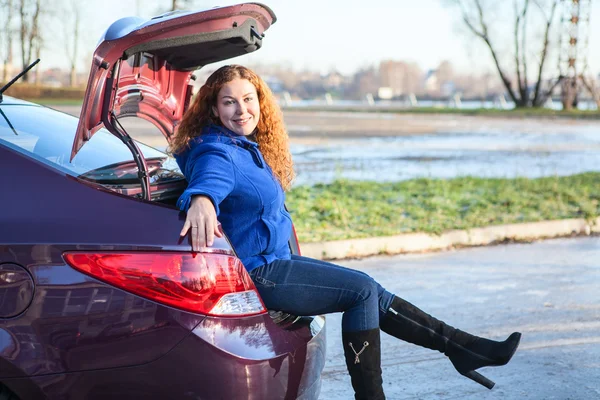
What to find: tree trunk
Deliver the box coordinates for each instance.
[68,0,80,87]
[2,0,14,83]
[34,38,41,85]
[580,75,600,110]
[17,0,42,83]
[514,0,530,106]
[532,0,559,107]
[561,78,577,111]
[70,66,76,87]
[19,0,29,82]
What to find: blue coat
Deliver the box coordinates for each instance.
[175,124,292,271]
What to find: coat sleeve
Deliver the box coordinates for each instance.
[175,143,235,215]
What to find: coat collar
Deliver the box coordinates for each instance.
[201,124,259,147]
[198,124,264,168]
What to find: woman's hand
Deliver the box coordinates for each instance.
[180,195,223,251]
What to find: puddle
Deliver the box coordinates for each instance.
[291,129,600,185]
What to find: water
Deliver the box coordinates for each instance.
[291,128,600,185]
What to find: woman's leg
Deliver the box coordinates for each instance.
[380,296,521,389]
[251,255,381,331]
[287,255,397,321]
[279,256,521,390]
[250,256,385,400]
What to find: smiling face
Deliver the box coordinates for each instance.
[213,78,260,136]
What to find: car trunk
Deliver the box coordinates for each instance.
[72,3,277,202]
[77,156,188,206]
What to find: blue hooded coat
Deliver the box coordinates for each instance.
[175,124,292,271]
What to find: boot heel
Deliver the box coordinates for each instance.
[462,370,495,390]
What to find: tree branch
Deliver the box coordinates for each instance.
[532,0,559,106]
[521,0,529,102]
[19,0,29,76]
[579,74,600,109]
[457,0,487,39]
[459,0,521,105]
[514,0,530,104]
[514,0,523,102]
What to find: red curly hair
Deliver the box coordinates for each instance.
[169,65,295,190]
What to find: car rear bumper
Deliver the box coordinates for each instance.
[4,314,326,400]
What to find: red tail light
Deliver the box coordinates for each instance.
[62,252,266,317]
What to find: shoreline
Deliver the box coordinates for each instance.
[282,109,600,139]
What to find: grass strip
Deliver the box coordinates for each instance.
[286,172,600,243]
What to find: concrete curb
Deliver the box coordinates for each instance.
[299,217,600,260]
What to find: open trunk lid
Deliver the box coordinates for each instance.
[72,2,276,160]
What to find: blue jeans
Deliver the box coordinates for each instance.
[249,255,395,332]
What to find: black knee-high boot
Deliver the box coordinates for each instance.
[380,296,521,389]
[342,328,386,400]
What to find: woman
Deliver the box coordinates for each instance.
[170,65,521,400]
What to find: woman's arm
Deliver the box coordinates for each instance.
[180,195,223,251]
[175,143,235,250]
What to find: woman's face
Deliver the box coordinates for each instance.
[213,78,260,136]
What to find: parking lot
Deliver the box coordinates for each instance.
[319,237,600,399]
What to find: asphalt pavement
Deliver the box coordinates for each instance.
[318,236,600,400]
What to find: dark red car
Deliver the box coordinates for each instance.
[0,3,325,399]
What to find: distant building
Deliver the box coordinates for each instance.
[323,71,345,91]
[379,60,406,97]
[377,87,394,100]
[263,75,284,93]
[423,69,439,93]
[41,68,67,87]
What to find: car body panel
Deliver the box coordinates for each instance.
[0,252,203,377]
[3,315,325,400]
[72,2,276,159]
[0,144,208,377]
[0,139,225,250]
[0,264,34,318]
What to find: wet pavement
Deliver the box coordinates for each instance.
[290,131,600,185]
[284,112,600,185]
[319,236,600,399]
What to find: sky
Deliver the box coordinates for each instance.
[36,0,600,78]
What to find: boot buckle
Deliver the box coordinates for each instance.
[348,341,370,364]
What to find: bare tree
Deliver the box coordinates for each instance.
[18,0,43,83]
[1,0,15,82]
[62,0,81,86]
[448,0,560,108]
[580,74,600,109]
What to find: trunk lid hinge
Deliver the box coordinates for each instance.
[102,59,151,200]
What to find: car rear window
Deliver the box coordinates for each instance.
[0,104,170,177]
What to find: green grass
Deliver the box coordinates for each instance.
[286,173,600,243]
